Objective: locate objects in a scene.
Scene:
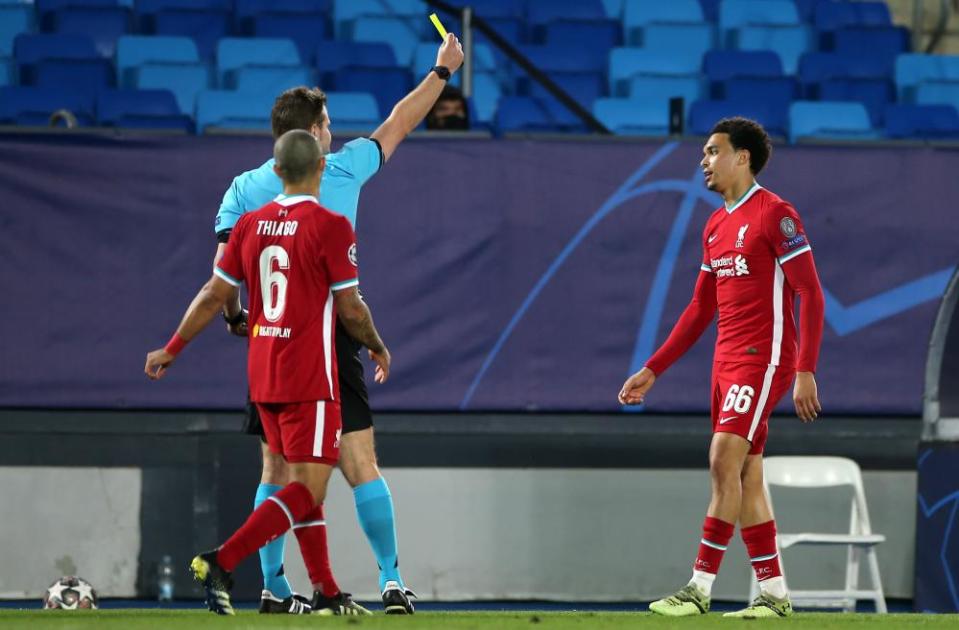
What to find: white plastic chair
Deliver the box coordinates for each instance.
[748,456,887,613]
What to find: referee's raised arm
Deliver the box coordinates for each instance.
[370,32,464,162]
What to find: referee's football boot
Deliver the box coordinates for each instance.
[189,549,235,615]
[382,580,417,615]
[311,591,373,616]
[648,583,710,617]
[258,589,312,614]
[723,592,794,618]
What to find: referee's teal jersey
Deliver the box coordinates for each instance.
[214,137,382,234]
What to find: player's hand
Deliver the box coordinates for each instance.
[369,346,391,384]
[793,371,821,422]
[436,32,464,73]
[618,367,656,405]
[226,309,248,337]
[145,349,175,381]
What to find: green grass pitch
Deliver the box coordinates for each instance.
[2,610,958,629]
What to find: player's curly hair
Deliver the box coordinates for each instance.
[271,86,328,139]
[711,117,772,175]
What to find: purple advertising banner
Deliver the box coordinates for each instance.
[0,133,954,414]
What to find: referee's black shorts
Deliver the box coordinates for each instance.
[243,320,374,440]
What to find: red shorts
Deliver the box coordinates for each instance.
[255,400,342,465]
[710,362,795,454]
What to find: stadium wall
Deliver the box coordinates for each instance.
[0,133,956,415]
[0,410,918,602]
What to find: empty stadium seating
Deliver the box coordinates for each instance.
[0,0,954,141]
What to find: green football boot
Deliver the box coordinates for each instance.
[723,592,794,618]
[649,583,710,616]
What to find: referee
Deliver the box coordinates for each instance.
[212,34,464,615]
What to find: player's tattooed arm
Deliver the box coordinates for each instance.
[334,286,390,383]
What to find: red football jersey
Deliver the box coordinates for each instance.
[701,184,813,369]
[215,194,359,403]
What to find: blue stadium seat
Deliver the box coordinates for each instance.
[541,20,621,51]
[116,35,199,88]
[528,0,606,25]
[49,6,131,58]
[789,101,877,143]
[458,0,525,18]
[814,0,891,31]
[519,43,607,74]
[622,0,704,46]
[333,0,426,38]
[735,25,812,75]
[640,23,715,59]
[235,0,332,32]
[236,65,315,94]
[593,96,671,135]
[721,76,797,112]
[316,40,396,87]
[136,0,232,14]
[0,85,94,126]
[916,81,959,112]
[793,0,818,21]
[334,66,412,119]
[495,96,556,133]
[608,48,702,96]
[0,60,12,87]
[529,72,605,113]
[471,72,502,124]
[703,50,782,85]
[216,38,301,87]
[537,94,590,132]
[798,52,889,97]
[601,0,624,18]
[151,8,231,63]
[14,33,98,85]
[832,27,910,75]
[251,13,331,63]
[895,53,959,102]
[627,75,703,116]
[481,16,527,46]
[689,98,788,137]
[0,5,33,57]
[818,78,894,126]
[34,58,113,100]
[96,88,192,130]
[884,104,959,139]
[324,91,381,131]
[195,88,275,132]
[352,16,423,67]
[718,0,800,46]
[34,0,118,30]
[135,62,211,116]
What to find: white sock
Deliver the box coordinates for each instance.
[689,570,716,596]
[760,576,787,600]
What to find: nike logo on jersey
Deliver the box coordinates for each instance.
[718,416,738,424]
[708,234,718,243]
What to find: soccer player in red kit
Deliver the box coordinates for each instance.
[145,129,389,616]
[619,118,825,618]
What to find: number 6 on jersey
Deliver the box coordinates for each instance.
[259,245,289,322]
[722,384,755,414]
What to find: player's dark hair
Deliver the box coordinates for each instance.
[271,86,328,139]
[274,129,322,184]
[710,117,772,175]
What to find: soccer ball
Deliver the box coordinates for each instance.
[43,576,99,610]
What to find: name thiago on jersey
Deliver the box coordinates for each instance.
[257,220,299,236]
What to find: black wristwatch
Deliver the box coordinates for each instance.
[430,65,451,81]
[223,309,247,326]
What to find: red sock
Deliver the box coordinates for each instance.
[294,504,340,597]
[216,482,314,572]
[694,516,735,575]
[742,520,782,582]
